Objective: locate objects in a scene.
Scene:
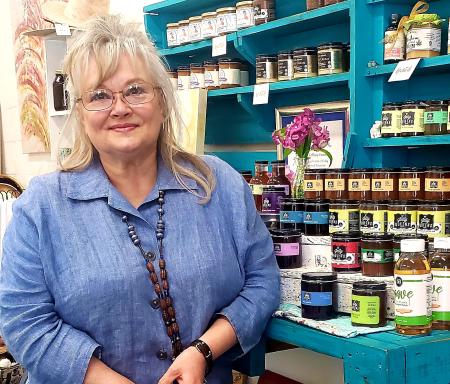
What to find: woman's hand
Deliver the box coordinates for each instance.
[158,346,206,384]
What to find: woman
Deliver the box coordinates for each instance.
[0,15,280,384]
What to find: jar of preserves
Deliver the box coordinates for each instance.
[424,100,448,135]
[236,1,255,29]
[381,103,402,137]
[256,54,278,84]
[301,272,337,320]
[324,168,348,200]
[388,200,417,235]
[218,58,241,88]
[398,167,424,200]
[268,160,290,196]
[393,233,429,261]
[406,21,442,60]
[188,16,202,43]
[280,198,304,232]
[304,169,325,200]
[204,61,219,90]
[177,65,190,91]
[306,0,324,10]
[240,170,253,183]
[329,200,359,234]
[167,69,178,90]
[253,0,275,25]
[249,160,269,211]
[424,166,450,201]
[201,12,218,39]
[304,199,329,236]
[371,168,399,201]
[277,51,294,81]
[262,186,287,214]
[360,200,388,234]
[270,229,302,269]
[401,101,426,136]
[189,63,204,89]
[318,43,344,76]
[417,201,450,239]
[348,168,371,201]
[293,48,318,79]
[361,233,394,277]
[240,62,249,86]
[216,7,237,35]
[331,231,362,273]
[351,281,387,327]
[166,22,179,47]
[177,20,190,45]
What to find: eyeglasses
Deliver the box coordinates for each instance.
[76,83,159,111]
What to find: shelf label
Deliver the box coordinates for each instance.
[253,83,270,105]
[212,35,227,57]
[388,58,420,82]
[55,23,71,36]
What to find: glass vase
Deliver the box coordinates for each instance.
[292,154,306,199]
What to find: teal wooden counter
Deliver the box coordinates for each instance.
[238,318,450,384]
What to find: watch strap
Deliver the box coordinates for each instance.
[189,339,213,376]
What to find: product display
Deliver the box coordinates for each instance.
[317,43,345,76]
[381,103,402,137]
[270,229,302,269]
[303,169,325,200]
[406,17,442,60]
[371,168,398,201]
[348,169,371,201]
[324,169,348,200]
[280,198,304,231]
[384,14,405,64]
[293,48,318,79]
[387,201,417,235]
[216,7,237,35]
[201,12,218,39]
[204,61,220,90]
[177,65,190,90]
[304,199,330,236]
[218,58,241,88]
[188,16,202,42]
[351,281,387,327]
[424,166,450,201]
[250,160,269,211]
[424,100,448,135]
[361,233,394,277]
[236,1,255,29]
[166,23,179,47]
[301,272,337,320]
[278,51,294,81]
[189,63,204,89]
[331,231,362,272]
[360,201,388,234]
[417,201,450,238]
[256,54,278,84]
[329,200,359,233]
[177,19,190,45]
[401,101,426,137]
[398,167,424,200]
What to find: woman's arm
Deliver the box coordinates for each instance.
[84,358,134,384]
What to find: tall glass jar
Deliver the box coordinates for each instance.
[268,160,291,196]
[249,161,269,211]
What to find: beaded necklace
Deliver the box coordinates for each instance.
[121,190,183,360]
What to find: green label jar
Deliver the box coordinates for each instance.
[351,281,387,327]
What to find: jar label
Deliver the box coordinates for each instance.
[424,111,448,125]
[293,55,309,74]
[362,249,394,263]
[177,75,190,91]
[399,178,421,192]
[425,178,450,192]
[332,242,361,269]
[372,178,394,192]
[280,210,303,224]
[351,294,381,325]
[167,28,179,47]
[325,178,345,191]
[256,61,276,81]
[305,179,323,192]
[189,72,204,89]
[201,18,217,38]
[393,248,401,262]
[394,273,432,326]
[237,7,254,29]
[417,211,446,237]
[348,178,370,192]
[304,211,329,225]
[219,68,240,86]
[381,111,402,134]
[204,70,219,87]
[250,184,264,195]
[278,59,294,79]
[216,13,237,34]
[188,22,202,41]
[431,270,450,321]
[262,191,285,213]
[301,291,332,307]
[388,211,417,234]
[329,209,360,233]
[401,109,424,133]
[254,7,274,21]
[406,27,441,54]
[384,30,406,61]
[318,51,342,72]
[178,25,190,44]
[360,210,387,233]
[274,242,300,257]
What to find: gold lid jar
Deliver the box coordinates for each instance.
[218,58,241,88]
[204,60,219,90]
[406,21,442,60]
[318,42,345,76]
[201,12,218,39]
[188,16,202,43]
[177,20,190,45]
[216,7,237,35]
[189,63,205,89]
[166,22,179,47]
[236,1,254,29]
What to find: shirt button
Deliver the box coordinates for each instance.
[145,251,156,261]
[156,349,168,360]
[150,299,160,309]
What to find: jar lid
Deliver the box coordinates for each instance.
[217,7,236,12]
[269,229,302,238]
[179,19,189,24]
[201,11,217,17]
[426,166,450,172]
[351,168,372,172]
[190,63,203,68]
[278,50,293,55]
[271,160,286,165]
[394,233,428,241]
[360,200,388,205]
[331,231,362,240]
[425,100,448,106]
[218,58,241,63]
[304,199,330,204]
[239,170,252,175]
[371,167,396,172]
[302,272,337,282]
[318,42,344,48]
[263,186,286,192]
[433,237,450,250]
[177,65,190,70]
[256,54,277,60]
[388,200,417,206]
[402,101,426,108]
[362,233,394,241]
[255,160,269,165]
[325,168,350,173]
[280,197,304,203]
[399,167,424,172]
[330,199,360,205]
[236,1,253,6]
[166,22,179,27]
[203,60,218,65]
[353,281,387,291]
[188,16,202,21]
[293,47,318,54]
[401,238,425,253]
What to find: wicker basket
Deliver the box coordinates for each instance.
[0,363,25,384]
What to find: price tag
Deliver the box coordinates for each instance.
[212,35,227,57]
[388,58,420,82]
[55,23,71,36]
[253,83,270,105]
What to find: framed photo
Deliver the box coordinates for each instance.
[275,101,350,172]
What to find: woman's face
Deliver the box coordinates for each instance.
[78,54,164,162]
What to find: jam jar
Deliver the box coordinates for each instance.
[253,0,275,25]
[293,48,318,79]
[270,229,302,269]
[406,21,442,60]
[177,20,190,45]
[256,54,278,84]
[398,167,424,200]
[324,168,348,200]
[189,63,204,89]
[360,200,388,234]
[331,231,362,273]
[204,61,219,90]
[301,272,337,320]
[218,58,241,88]
[424,100,448,135]
[361,233,394,277]
[277,51,294,81]
[387,200,417,235]
[304,199,329,236]
[262,186,285,214]
[304,169,325,200]
[351,281,387,327]
[166,22,179,47]
[401,101,426,137]
[371,168,399,201]
[201,12,218,39]
[329,200,360,234]
[417,201,450,239]
[188,16,202,43]
[249,160,269,211]
[424,166,450,201]
[177,65,190,91]
[236,1,255,29]
[216,7,237,35]
[381,103,402,137]
[348,168,372,201]
[393,233,429,261]
[267,160,291,196]
[318,43,345,76]
[280,198,304,232]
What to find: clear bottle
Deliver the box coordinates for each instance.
[394,238,432,335]
[430,237,450,330]
[249,161,269,212]
[384,14,405,64]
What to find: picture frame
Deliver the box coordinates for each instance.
[275,101,350,172]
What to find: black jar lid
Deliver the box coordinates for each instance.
[388,200,417,206]
[393,233,428,241]
[271,160,286,165]
[263,186,286,192]
[190,63,203,68]
[417,199,450,206]
[371,167,397,172]
[240,170,252,175]
[255,160,269,165]
[293,47,317,54]
[305,169,324,174]
[331,231,362,240]
[325,168,350,173]
[177,65,190,70]
[203,60,218,65]
[318,42,344,48]
[351,168,372,172]
[256,54,277,60]
[304,199,330,204]
[399,167,424,172]
[269,228,302,238]
[424,100,448,106]
[278,50,293,56]
[330,199,360,204]
[353,281,387,291]
[362,233,394,241]
[280,197,303,203]
[218,57,241,63]
[302,271,337,282]
[426,166,450,172]
[360,199,388,205]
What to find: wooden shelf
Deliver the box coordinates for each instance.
[159,34,236,57]
[366,55,450,77]
[364,135,450,148]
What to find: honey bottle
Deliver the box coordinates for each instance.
[394,238,432,335]
[249,161,269,212]
[430,237,450,330]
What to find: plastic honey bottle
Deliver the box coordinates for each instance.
[429,237,450,330]
[394,238,432,335]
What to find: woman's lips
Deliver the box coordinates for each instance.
[109,123,138,132]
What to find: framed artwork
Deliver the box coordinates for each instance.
[275,101,350,175]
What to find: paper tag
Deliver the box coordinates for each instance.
[212,35,227,57]
[253,83,270,105]
[55,23,71,36]
[388,58,420,82]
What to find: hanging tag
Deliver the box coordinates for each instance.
[388,58,420,82]
[253,83,270,105]
[55,23,71,36]
[212,35,227,57]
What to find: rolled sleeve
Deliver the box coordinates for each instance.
[0,193,100,384]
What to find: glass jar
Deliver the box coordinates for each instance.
[329,200,360,234]
[240,63,249,86]
[398,167,424,200]
[393,233,429,261]
[189,63,204,89]
[417,201,450,239]
[201,12,218,39]
[424,166,450,201]
[53,71,69,111]
[268,160,290,196]
[371,168,399,201]
[293,48,318,79]
[324,0,343,5]
[270,229,302,269]
[304,169,325,200]
[177,65,190,91]
[360,200,388,234]
[218,58,241,88]
[351,281,387,327]
[318,43,344,76]
[361,233,394,277]
[401,101,426,136]
[204,61,219,90]
[424,100,448,135]
[240,170,253,183]
[177,19,190,45]
[188,16,202,43]
[256,54,278,84]
[381,103,402,137]
[280,198,304,232]
[331,231,362,273]
[262,186,285,214]
[249,160,269,211]
[387,200,417,235]
[167,69,178,90]
[236,1,255,29]
[348,168,372,201]
[406,22,442,60]
[306,0,324,10]
[304,199,329,236]
[277,51,294,81]
[253,0,275,25]
[216,7,237,35]
[166,22,179,47]
[324,168,348,200]
[301,272,337,320]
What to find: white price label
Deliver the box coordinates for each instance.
[388,58,420,82]
[253,83,270,105]
[212,35,227,57]
[55,23,71,36]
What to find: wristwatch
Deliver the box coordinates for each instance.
[189,339,214,376]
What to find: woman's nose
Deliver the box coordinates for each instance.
[110,94,132,117]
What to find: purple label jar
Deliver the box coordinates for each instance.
[262,186,286,214]
[270,229,302,269]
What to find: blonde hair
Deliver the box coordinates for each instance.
[60,15,215,203]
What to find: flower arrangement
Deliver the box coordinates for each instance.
[272,108,332,198]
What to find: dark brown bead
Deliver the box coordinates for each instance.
[146,262,155,273]
[167,326,174,337]
[168,306,175,317]
[160,298,167,310]
[165,297,172,307]
[162,280,169,290]
[160,269,167,280]
[150,272,158,284]
[162,310,169,321]
[171,322,179,334]
[159,259,166,269]
[154,283,161,294]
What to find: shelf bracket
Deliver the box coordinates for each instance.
[234,36,257,66]
[236,94,274,132]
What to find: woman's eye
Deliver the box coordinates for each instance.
[125,85,145,96]
[90,90,111,101]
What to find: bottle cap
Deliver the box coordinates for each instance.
[400,239,425,253]
[433,237,450,250]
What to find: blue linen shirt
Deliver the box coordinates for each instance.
[0,155,280,384]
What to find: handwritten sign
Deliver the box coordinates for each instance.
[253,83,270,105]
[212,35,227,57]
[388,58,420,82]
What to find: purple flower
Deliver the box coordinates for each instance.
[312,125,330,149]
